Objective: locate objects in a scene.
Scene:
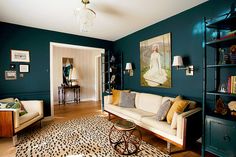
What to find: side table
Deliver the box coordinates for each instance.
[109,119,142,155]
[58,85,80,105]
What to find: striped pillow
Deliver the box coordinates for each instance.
[156,99,172,121]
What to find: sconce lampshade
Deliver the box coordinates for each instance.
[125,63,132,70]
[172,56,183,67]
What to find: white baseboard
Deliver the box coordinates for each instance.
[53,98,99,105]
[80,98,97,101]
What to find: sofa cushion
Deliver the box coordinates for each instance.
[111,89,130,105]
[5,99,28,116]
[15,98,28,116]
[104,104,124,114]
[171,112,179,129]
[6,101,20,109]
[161,96,175,105]
[167,100,189,124]
[19,112,39,125]
[135,93,163,114]
[0,102,7,109]
[156,99,172,121]
[121,108,155,121]
[185,100,197,111]
[141,116,176,135]
[119,92,136,108]
[0,98,15,103]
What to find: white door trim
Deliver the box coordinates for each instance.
[49,42,105,119]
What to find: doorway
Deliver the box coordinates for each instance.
[50,42,105,118]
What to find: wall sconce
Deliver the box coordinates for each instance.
[172,56,194,76]
[125,63,133,76]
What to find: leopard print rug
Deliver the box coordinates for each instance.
[16,115,170,157]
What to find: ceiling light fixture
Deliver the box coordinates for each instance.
[77,0,96,32]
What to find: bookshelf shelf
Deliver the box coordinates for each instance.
[203,10,236,156]
[206,36,236,48]
[206,91,236,97]
[206,15,236,30]
[207,64,236,68]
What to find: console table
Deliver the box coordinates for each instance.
[58,85,80,105]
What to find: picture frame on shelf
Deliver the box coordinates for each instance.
[11,49,30,62]
[5,70,17,80]
[19,64,30,73]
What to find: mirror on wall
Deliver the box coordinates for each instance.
[62,58,73,86]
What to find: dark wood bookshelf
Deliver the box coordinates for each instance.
[206,91,236,97]
[206,36,236,48]
[206,16,236,30]
[207,113,236,122]
[207,64,236,68]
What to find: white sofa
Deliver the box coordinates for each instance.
[104,92,201,151]
[0,100,44,144]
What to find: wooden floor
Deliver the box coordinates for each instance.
[0,101,214,157]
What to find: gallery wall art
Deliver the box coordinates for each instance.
[140,32,171,88]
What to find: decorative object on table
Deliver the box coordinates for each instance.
[69,67,79,86]
[10,64,16,70]
[5,70,17,80]
[11,50,30,62]
[230,45,236,64]
[218,82,228,93]
[110,75,115,84]
[218,48,230,64]
[228,101,236,117]
[110,55,115,63]
[62,58,73,86]
[19,64,29,73]
[140,32,171,88]
[214,97,228,115]
[172,55,194,76]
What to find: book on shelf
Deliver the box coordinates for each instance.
[227,76,236,94]
[219,32,236,40]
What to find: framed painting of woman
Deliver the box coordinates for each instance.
[140,33,171,88]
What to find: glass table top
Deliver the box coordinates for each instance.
[114,119,136,131]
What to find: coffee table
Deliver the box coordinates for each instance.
[109,119,142,155]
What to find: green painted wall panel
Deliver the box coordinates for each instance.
[0,23,113,116]
[113,0,235,101]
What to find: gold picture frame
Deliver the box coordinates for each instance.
[140,33,172,88]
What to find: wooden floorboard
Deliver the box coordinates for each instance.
[0,101,216,157]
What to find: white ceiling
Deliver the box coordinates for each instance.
[0,0,207,41]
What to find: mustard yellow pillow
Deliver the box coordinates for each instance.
[166,100,189,124]
[174,95,182,101]
[111,89,130,105]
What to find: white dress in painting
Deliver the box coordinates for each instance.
[143,48,167,86]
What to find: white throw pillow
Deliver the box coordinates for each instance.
[171,112,179,129]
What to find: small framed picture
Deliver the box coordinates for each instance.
[19,64,30,73]
[11,49,30,62]
[5,71,17,80]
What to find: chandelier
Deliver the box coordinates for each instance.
[77,0,96,32]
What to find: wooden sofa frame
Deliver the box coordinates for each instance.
[0,110,43,145]
[106,110,202,154]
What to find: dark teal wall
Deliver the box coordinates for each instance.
[0,22,113,116]
[114,0,235,102]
